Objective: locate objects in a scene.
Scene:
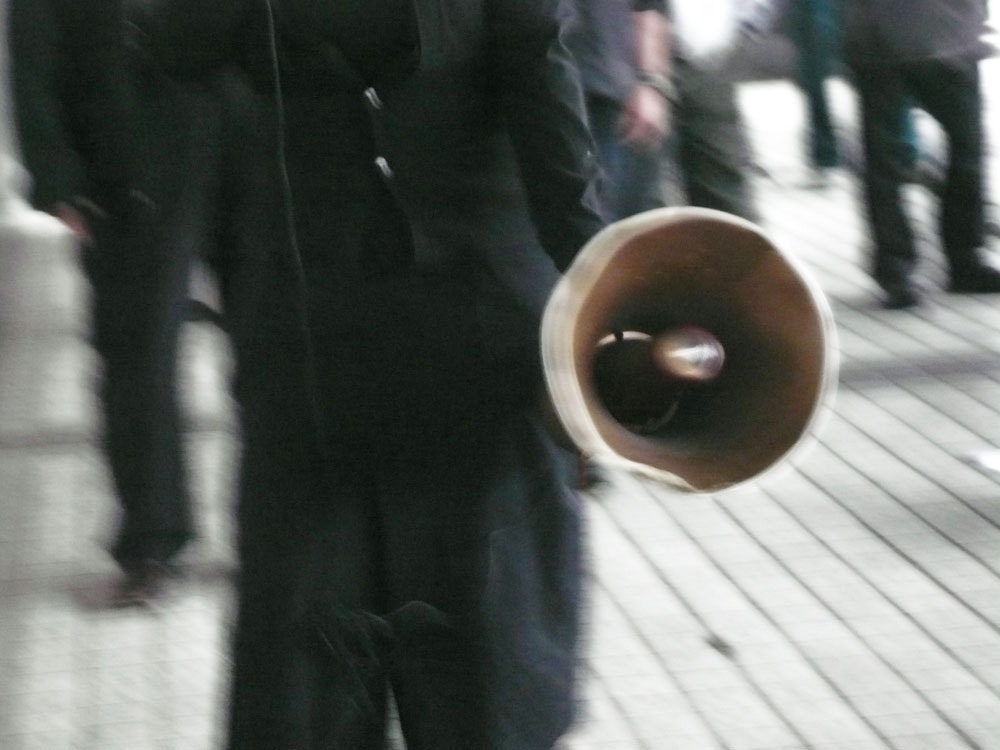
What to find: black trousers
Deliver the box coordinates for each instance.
[85,71,224,566]
[668,56,759,223]
[226,407,584,750]
[851,55,986,289]
[223,277,586,749]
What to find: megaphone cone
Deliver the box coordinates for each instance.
[541,207,838,493]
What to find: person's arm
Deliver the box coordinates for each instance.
[619,7,673,150]
[7,0,88,217]
[489,0,606,272]
[8,0,146,241]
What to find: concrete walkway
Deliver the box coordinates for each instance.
[1,53,999,750]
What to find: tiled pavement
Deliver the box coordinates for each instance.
[2,50,1000,750]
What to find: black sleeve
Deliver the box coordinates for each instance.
[9,0,144,214]
[489,0,606,272]
[7,0,86,210]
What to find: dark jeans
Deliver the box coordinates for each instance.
[789,0,841,168]
[851,55,986,288]
[586,93,664,221]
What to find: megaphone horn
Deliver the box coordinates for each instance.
[541,207,838,494]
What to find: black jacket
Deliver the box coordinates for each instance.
[138,0,605,283]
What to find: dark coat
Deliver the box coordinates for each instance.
[137,0,612,459]
[140,0,605,279]
[842,0,991,65]
[138,1,607,747]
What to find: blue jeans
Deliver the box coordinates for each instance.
[586,93,664,221]
[789,0,841,168]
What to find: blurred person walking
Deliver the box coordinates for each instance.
[666,0,760,221]
[562,0,672,493]
[842,0,1000,308]
[565,0,673,221]
[787,0,842,180]
[7,0,225,603]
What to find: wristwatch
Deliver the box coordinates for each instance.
[636,70,677,104]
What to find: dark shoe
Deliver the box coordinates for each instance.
[883,283,921,310]
[949,266,1000,294]
[107,559,178,608]
[901,159,945,195]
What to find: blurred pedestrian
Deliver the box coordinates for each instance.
[7,0,225,604]
[842,0,1000,308]
[139,0,605,747]
[787,0,841,181]
[563,0,672,492]
[565,0,672,221]
[666,0,761,221]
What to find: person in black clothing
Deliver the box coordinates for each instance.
[7,0,226,603]
[842,0,1000,308]
[139,0,605,747]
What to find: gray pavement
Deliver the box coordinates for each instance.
[1,56,999,750]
